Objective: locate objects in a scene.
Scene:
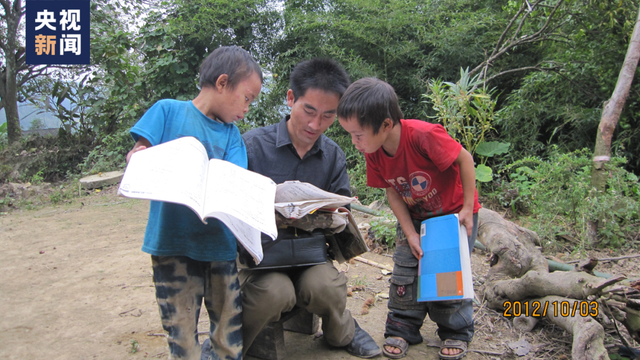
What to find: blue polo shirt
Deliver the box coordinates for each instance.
[130,99,247,262]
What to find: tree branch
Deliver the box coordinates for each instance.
[488,2,527,60]
[0,0,12,16]
[483,64,559,83]
[471,0,566,78]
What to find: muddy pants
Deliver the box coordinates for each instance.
[151,256,243,360]
[240,261,355,354]
[384,214,478,344]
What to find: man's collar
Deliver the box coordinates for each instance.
[275,116,293,148]
[275,115,324,156]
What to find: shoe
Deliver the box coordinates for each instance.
[381,337,408,358]
[438,339,468,360]
[345,319,382,358]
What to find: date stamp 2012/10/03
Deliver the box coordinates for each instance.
[503,300,599,318]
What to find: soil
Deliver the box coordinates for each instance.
[1,185,638,359]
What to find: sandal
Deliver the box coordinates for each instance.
[382,337,409,359]
[439,339,468,360]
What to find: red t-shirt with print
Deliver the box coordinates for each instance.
[366,119,481,220]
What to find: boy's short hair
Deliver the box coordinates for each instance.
[199,46,263,89]
[337,77,403,134]
[289,58,350,102]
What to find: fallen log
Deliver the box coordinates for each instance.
[477,208,639,357]
[541,296,609,360]
[511,297,609,360]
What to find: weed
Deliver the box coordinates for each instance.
[129,339,139,354]
[369,213,397,249]
[31,170,45,185]
[351,275,368,287]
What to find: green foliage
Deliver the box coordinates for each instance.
[351,275,369,287]
[129,339,139,354]
[475,141,511,159]
[498,148,639,249]
[426,68,508,183]
[37,78,95,136]
[426,68,496,155]
[29,119,45,131]
[138,0,279,103]
[369,213,397,249]
[347,160,386,205]
[475,141,511,182]
[497,0,640,174]
[0,132,93,183]
[49,183,77,204]
[80,128,133,175]
[268,0,502,121]
[0,123,7,151]
[30,170,44,185]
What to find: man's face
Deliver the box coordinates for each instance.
[286,88,340,148]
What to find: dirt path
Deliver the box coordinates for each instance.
[4,186,617,359]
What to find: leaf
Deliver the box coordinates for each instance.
[475,141,510,157]
[475,164,493,182]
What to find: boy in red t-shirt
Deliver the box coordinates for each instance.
[337,77,481,360]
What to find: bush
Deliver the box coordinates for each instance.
[495,147,639,250]
[0,131,94,184]
[80,128,133,175]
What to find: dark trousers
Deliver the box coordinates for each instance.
[384,214,478,344]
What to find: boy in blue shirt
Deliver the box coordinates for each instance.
[126,46,262,360]
[338,78,481,360]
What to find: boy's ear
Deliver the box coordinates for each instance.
[216,74,229,92]
[382,118,394,131]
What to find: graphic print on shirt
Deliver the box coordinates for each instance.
[386,177,417,206]
[411,171,444,217]
[388,171,444,218]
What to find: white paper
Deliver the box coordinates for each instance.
[202,159,278,262]
[456,214,475,300]
[118,136,209,216]
[118,136,277,264]
[274,181,356,219]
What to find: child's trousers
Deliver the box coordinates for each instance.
[151,256,243,360]
[384,214,478,344]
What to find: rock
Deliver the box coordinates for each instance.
[79,171,124,190]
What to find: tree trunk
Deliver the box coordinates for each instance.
[589,5,640,243]
[4,62,21,142]
[0,0,24,143]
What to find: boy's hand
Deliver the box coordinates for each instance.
[126,137,152,163]
[458,207,473,237]
[407,231,423,260]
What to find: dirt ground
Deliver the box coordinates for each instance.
[1,185,638,359]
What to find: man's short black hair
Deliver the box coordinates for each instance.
[289,58,350,101]
[337,77,403,134]
[199,46,263,89]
